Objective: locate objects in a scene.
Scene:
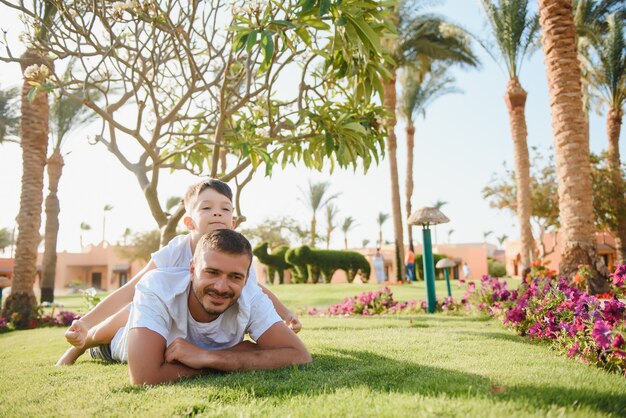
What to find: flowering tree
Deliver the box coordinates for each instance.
[1,0,393,247]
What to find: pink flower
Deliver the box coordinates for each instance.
[592,320,612,349]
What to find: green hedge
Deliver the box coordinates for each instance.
[488,257,507,278]
[414,253,447,281]
[252,243,291,284]
[280,245,371,284]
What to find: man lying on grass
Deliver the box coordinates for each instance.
[104,229,311,385]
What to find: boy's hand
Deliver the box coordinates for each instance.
[64,319,89,348]
[284,313,302,334]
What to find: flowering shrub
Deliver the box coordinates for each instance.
[306,287,467,317]
[529,259,557,280]
[462,276,513,315]
[0,303,81,334]
[502,275,626,376]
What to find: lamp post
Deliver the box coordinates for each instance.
[436,258,457,297]
[408,207,450,313]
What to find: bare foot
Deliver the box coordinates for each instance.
[55,346,85,366]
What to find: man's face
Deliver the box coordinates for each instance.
[188,248,250,321]
[185,188,235,235]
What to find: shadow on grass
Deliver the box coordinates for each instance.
[455,330,528,344]
[120,348,626,416]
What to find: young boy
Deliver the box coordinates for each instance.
[56,179,300,365]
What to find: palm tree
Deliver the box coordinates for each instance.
[0,85,19,144]
[538,0,607,292]
[80,222,91,250]
[589,14,626,261]
[431,199,448,244]
[483,230,493,243]
[324,204,339,249]
[399,65,460,252]
[382,4,479,281]
[376,212,390,248]
[40,81,99,303]
[479,0,540,274]
[299,181,339,247]
[362,239,371,248]
[0,228,11,254]
[3,2,58,325]
[122,227,132,246]
[341,217,357,249]
[447,229,455,244]
[102,204,114,242]
[497,234,509,248]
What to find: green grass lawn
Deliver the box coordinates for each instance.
[2,280,624,418]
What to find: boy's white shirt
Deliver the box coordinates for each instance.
[110,234,274,362]
[111,267,281,362]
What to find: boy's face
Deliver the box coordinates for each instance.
[184,187,235,234]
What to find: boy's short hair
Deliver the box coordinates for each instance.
[195,229,252,262]
[183,178,233,213]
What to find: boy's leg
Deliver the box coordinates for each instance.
[56,306,130,366]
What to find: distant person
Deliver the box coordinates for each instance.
[462,262,471,282]
[108,230,309,385]
[57,179,300,366]
[405,249,416,282]
[372,248,385,284]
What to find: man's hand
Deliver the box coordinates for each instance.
[284,313,302,334]
[64,319,89,348]
[165,338,209,369]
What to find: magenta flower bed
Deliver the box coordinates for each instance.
[0,305,81,333]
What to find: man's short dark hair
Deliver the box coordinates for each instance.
[183,178,233,213]
[196,229,252,262]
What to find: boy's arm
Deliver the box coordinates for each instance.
[258,284,302,333]
[64,261,156,348]
[128,327,204,385]
[165,322,311,372]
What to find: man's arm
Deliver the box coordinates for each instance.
[166,321,311,372]
[64,261,156,348]
[128,327,204,386]
[258,284,302,333]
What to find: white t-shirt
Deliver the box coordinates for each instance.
[111,267,281,361]
[152,234,261,290]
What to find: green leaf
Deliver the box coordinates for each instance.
[296,26,312,47]
[246,30,258,53]
[343,122,367,134]
[345,14,382,54]
[319,0,331,16]
[301,16,331,30]
[270,19,297,28]
[261,30,275,67]
[324,132,334,156]
[299,0,316,16]
[27,86,40,103]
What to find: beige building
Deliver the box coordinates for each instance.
[505,231,618,278]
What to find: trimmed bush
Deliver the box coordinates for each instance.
[285,245,371,284]
[488,257,507,278]
[414,253,447,281]
[252,242,291,284]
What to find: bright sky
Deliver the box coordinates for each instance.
[0,1,624,254]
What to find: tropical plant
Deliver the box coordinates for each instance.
[483,230,494,243]
[398,65,460,252]
[2,1,58,326]
[447,229,455,244]
[79,222,91,250]
[376,212,390,248]
[240,216,303,249]
[341,217,357,249]
[40,72,101,303]
[324,204,339,249]
[589,14,626,261]
[102,204,113,242]
[479,0,541,273]
[0,86,19,144]
[538,0,609,293]
[299,181,339,247]
[2,0,393,247]
[497,234,509,248]
[362,239,371,248]
[382,1,479,281]
[116,229,161,264]
[0,228,11,254]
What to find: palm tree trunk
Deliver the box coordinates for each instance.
[607,107,626,262]
[405,122,415,253]
[504,78,534,271]
[2,49,51,325]
[538,0,608,293]
[382,73,405,282]
[41,149,64,303]
[310,217,316,247]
